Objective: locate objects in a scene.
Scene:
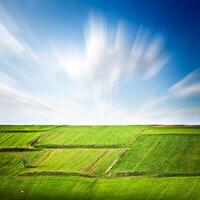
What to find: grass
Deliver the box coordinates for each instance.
[22,149,124,176]
[111,134,200,176]
[0,176,200,200]
[0,125,200,200]
[0,125,55,132]
[0,132,42,148]
[36,125,145,147]
[144,126,200,135]
[0,152,39,176]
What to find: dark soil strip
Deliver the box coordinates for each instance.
[18,171,96,178]
[115,171,200,178]
[34,144,128,149]
[0,148,41,152]
[0,125,64,133]
[139,133,200,138]
[0,130,44,133]
[17,171,200,178]
[152,125,200,128]
[34,144,127,149]
[155,172,200,177]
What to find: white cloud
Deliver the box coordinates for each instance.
[0,5,199,125]
[0,5,39,62]
[141,69,200,110]
[55,13,169,95]
[169,69,200,98]
[0,71,55,114]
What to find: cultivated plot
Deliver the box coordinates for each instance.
[0,132,42,148]
[22,148,124,176]
[0,152,39,176]
[0,125,55,132]
[36,125,146,148]
[0,125,200,200]
[144,126,200,135]
[1,176,200,200]
[111,134,200,176]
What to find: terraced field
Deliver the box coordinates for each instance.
[0,152,39,175]
[22,148,124,176]
[0,125,200,200]
[111,134,200,176]
[36,125,145,148]
[0,132,42,148]
[143,126,200,135]
[0,125,55,132]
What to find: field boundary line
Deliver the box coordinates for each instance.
[18,171,96,178]
[0,126,62,133]
[129,127,148,146]
[85,150,108,173]
[33,144,129,149]
[17,171,200,179]
[152,125,200,128]
[0,148,41,152]
[145,133,200,136]
[115,172,200,178]
[105,149,129,175]
[0,130,44,133]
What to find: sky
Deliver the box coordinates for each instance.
[0,0,199,125]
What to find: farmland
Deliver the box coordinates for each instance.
[22,148,123,176]
[0,151,39,176]
[0,125,200,200]
[36,125,145,148]
[111,134,200,176]
[0,132,42,148]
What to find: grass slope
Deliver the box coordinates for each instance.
[36,126,145,147]
[111,134,200,176]
[0,125,200,200]
[144,126,200,134]
[0,125,55,132]
[0,176,200,200]
[0,132,42,148]
[21,149,123,176]
[0,152,39,176]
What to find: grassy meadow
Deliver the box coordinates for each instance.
[0,151,39,176]
[0,132,42,148]
[111,134,200,176]
[22,148,124,176]
[0,125,200,200]
[36,125,145,148]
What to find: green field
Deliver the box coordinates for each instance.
[36,126,145,148]
[143,126,200,135]
[0,125,55,132]
[0,152,39,175]
[22,148,123,176]
[0,125,200,200]
[111,134,200,176]
[1,176,200,200]
[0,132,42,148]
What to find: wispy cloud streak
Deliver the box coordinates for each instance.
[0,5,199,125]
[0,5,39,62]
[56,13,169,94]
[169,70,200,98]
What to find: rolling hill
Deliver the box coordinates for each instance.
[0,125,200,200]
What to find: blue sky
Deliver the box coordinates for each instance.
[0,0,199,124]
